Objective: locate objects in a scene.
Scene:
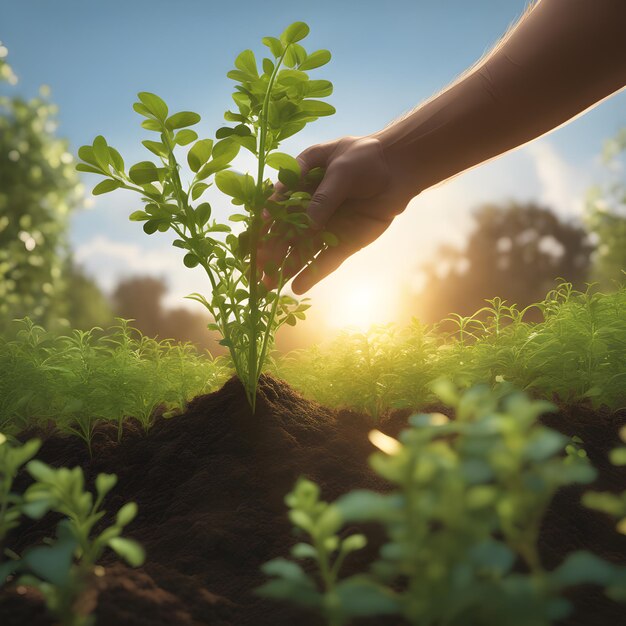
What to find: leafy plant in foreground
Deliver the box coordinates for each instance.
[0,449,145,626]
[260,383,626,625]
[77,21,336,411]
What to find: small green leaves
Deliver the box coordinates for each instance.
[107,537,145,567]
[280,22,310,45]
[187,138,214,172]
[166,111,201,130]
[235,49,258,76]
[175,129,198,146]
[137,92,168,121]
[183,253,200,268]
[129,161,160,185]
[299,50,331,71]
[266,152,301,177]
[300,100,335,117]
[262,36,283,58]
[92,179,121,195]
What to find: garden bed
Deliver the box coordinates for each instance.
[1,376,626,625]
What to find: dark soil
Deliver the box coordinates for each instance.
[1,376,625,626]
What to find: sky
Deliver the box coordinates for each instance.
[1,0,624,334]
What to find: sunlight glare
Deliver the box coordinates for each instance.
[327,283,386,330]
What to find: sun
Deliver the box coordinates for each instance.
[326,282,391,331]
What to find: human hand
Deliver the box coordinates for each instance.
[257,135,415,294]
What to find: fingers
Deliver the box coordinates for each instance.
[306,165,352,230]
[291,243,354,294]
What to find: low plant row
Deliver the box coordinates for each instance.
[275,282,626,417]
[258,382,626,626]
[0,318,230,452]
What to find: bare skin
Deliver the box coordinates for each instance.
[258,0,626,294]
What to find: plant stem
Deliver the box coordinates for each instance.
[247,46,289,412]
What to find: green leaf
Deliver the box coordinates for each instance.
[166,111,201,130]
[129,210,150,222]
[92,179,121,195]
[300,100,335,117]
[235,49,258,76]
[262,58,274,75]
[342,534,367,553]
[108,147,125,172]
[187,138,214,172]
[610,448,626,466]
[299,49,331,71]
[116,502,137,526]
[184,253,200,268]
[78,145,98,166]
[278,168,299,189]
[262,36,283,58]
[142,140,167,158]
[280,22,310,45]
[305,80,333,98]
[141,118,162,132]
[195,202,212,227]
[266,152,301,177]
[335,578,399,617]
[191,182,209,201]
[284,44,306,68]
[175,129,198,146]
[143,220,159,235]
[76,163,102,174]
[22,522,77,586]
[215,170,243,198]
[92,135,110,170]
[216,127,235,139]
[137,92,168,121]
[95,473,117,499]
[107,537,145,567]
[553,551,617,587]
[129,161,160,185]
[212,138,240,162]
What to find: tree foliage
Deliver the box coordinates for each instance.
[414,203,592,322]
[585,128,626,289]
[0,45,83,330]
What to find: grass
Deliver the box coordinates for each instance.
[0,282,624,448]
[0,318,230,451]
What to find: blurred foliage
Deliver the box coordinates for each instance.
[275,282,626,417]
[0,318,231,451]
[414,203,592,323]
[0,44,84,330]
[585,128,626,289]
[260,383,626,625]
[112,275,223,353]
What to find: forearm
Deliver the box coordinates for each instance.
[375,0,626,195]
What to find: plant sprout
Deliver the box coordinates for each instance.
[77,21,337,411]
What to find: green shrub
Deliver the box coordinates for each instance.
[259,382,626,625]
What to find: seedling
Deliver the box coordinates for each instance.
[261,383,626,625]
[77,21,336,411]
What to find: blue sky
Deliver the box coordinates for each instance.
[2,0,624,330]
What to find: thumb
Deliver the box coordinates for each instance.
[306,167,351,230]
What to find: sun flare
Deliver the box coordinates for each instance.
[326,282,393,331]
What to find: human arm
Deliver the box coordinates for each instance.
[260,0,626,294]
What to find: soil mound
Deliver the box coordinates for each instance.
[1,377,625,625]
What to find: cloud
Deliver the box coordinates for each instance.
[525,140,585,217]
[74,236,206,310]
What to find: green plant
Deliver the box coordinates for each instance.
[2,461,144,626]
[261,383,626,625]
[77,21,336,411]
[0,434,41,568]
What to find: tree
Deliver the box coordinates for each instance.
[112,275,224,353]
[585,128,626,289]
[413,202,593,322]
[0,45,81,330]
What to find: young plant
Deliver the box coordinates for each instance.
[257,477,395,626]
[3,462,145,626]
[76,21,336,411]
[261,383,626,625]
[0,434,41,581]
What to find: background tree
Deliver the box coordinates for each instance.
[412,202,593,323]
[112,276,223,353]
[0,43,110,333]
[585,128,626,289]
